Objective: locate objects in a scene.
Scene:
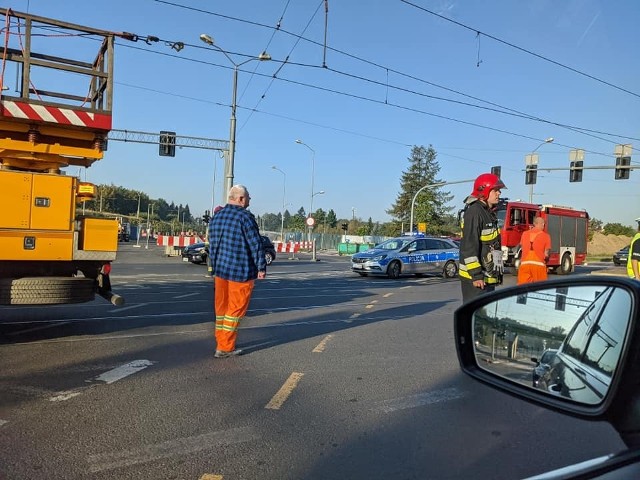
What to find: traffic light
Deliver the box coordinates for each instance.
[525,165,537,185]
[159,131,176,157]
[491,165,501,178]
[341,223,348,231]
[202,210,211,225]
[615,156,631,180]
[569,160,583,182]
[555,287,568,311]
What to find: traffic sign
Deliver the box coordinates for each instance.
[306,217,315,226]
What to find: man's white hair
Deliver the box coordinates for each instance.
[228,184,248,199]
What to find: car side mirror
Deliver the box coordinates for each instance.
[454,277,640,440]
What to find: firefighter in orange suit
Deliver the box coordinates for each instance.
[517,215,551,284]
[459,173,506,303]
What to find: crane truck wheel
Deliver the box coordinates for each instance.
[0,277,95,305]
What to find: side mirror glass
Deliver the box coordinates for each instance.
[471,284,632,405]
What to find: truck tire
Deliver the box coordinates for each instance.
[0,277,95,305]
[558,253,573,275]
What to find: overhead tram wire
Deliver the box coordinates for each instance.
[149,1,640,148]
[154,0,640,117]
[239,0,325,132]
[399,0,640,101]
[114,40,632,161]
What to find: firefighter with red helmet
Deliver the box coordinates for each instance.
[459,173,506,302]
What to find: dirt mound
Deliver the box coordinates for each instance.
[588,232,631,256]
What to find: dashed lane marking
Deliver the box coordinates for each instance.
[376,387,465,413]
[312,334,334,353]
[87,426,258,473]
[199,475,223,480]
[0,419,8,427]
[265,372,304,410]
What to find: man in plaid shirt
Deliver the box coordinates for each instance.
[208,184,266,358]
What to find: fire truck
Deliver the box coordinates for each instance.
[0,9,129,305]
[496,200,589,275]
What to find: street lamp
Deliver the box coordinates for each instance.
[527,137,554,203]
[271,166,286,242]
[199,34,271,203]
[294,139,316,217]
[181,211,186,234]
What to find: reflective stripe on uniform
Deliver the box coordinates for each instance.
[520,260,546,267]
[480,229,499,242]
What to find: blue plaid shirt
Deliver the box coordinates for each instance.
[208,204,266,282]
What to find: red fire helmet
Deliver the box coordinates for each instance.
[471,173,507,199]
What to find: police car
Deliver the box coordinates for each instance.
[351,235,459,279]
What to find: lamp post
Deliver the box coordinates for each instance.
[527,137,554,203]
[181,211,186,234]
[295,139,317,242]
[199,34,271,204]
[271,166,286,242]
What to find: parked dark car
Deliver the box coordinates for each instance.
[181,242,207,264]
[261,236,276,265]
[181,236,276,266]
[531,349,557,388]
[455,277,640,478]
[613,245,629,266]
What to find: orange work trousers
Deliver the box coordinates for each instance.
[214,277,255,352]
[517,251,548,285]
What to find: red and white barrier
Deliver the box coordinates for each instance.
[274,241,313,253]
[156,235,205,247]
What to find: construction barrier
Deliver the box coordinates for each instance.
[274,241,314,253]
[156,235,205,247]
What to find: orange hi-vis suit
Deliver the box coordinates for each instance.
[517,229,551,284]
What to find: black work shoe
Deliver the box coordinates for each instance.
[214,349,243,358]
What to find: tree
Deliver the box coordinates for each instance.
[326,209,337,229]
[387,145,453,233]
[589,218,603,232]
[288,207,306,231]
[283,210,292,229]
[603,223,635,237]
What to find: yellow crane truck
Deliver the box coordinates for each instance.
[0,9,128,305]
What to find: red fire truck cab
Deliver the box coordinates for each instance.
[496,201,589,275]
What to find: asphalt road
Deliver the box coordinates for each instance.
[0,245,626,479]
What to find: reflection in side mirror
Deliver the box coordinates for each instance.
[472,285,632,406]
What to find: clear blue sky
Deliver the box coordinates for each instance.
[9,0,640,226]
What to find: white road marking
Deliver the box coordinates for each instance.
[87,426,258,473]
[50,390,85,402]
[376,387,465,413]
[94,360,155,384]
[49,360,156,401]
[0,419,8,427]
[7,321,70,336]
[383,293,393,298]
[265,372,304,410]
[173,292,200,299]
[312,334,334,353]
[114,303,148,313]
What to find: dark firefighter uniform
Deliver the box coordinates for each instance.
[459,198,502,297]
